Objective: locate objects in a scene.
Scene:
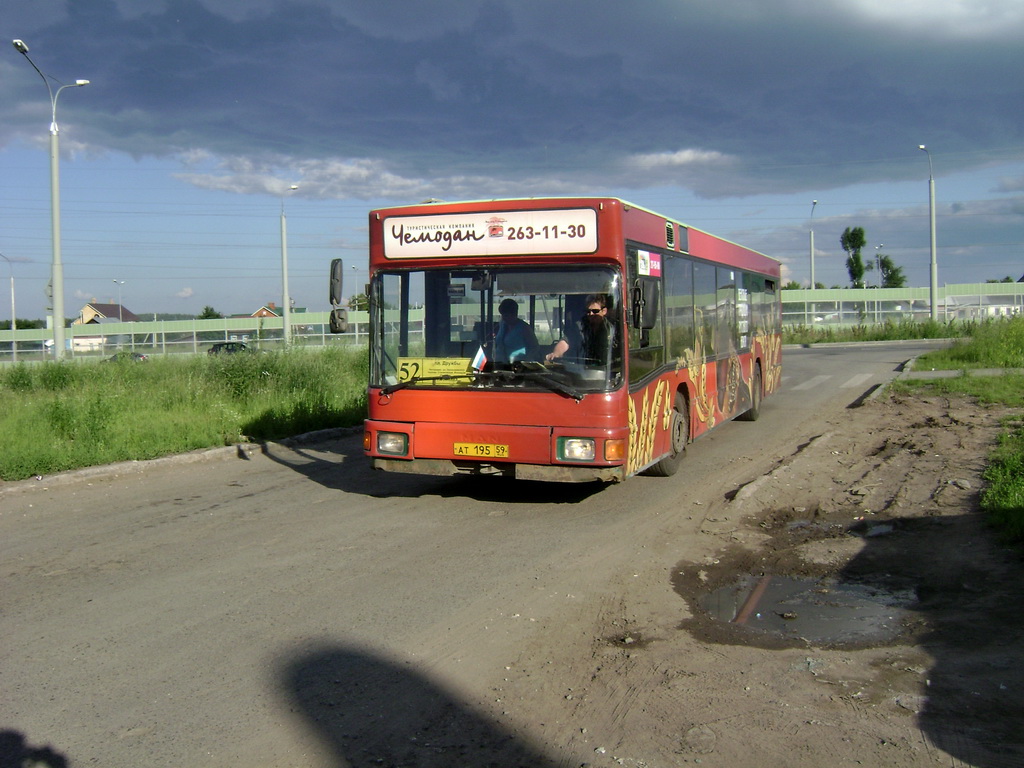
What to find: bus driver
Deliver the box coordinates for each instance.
[545,294,615,367]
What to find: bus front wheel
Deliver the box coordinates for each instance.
[644,393,689,477]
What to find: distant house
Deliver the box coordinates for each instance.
[76,302,141,324]
[53,303,140,351]
[246,302,306,318]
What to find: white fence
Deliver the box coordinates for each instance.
[782,283,1024,328]
[3,282,1024,362]
[0,311,371,363]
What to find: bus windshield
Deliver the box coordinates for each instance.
[372,265,623,395]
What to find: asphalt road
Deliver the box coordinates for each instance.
[0,341,949,767]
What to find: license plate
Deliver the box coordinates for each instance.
[453,442,509,459]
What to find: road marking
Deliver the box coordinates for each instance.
[840,373,874,389]
[791,375,832,390]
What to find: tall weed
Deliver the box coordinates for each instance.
[914,316,1024,370]
[982,420,1024,543]
[0,346,368,481]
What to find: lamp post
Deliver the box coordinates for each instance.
[113,279,125,321]
[874,244,884,324]
[806,200,817,325]
[919,145,938,321]
[280,184,298,346]
[809,199,817,289]
[12,39,89,360]
[0,252,16,362]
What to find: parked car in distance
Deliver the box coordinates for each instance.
[103,351,149,363]
[208,342,250,355]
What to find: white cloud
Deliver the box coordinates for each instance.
[628,149,734,170]
[176,287,194,299]
[844,0,1024,36]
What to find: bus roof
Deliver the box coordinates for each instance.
[370,196,780,272]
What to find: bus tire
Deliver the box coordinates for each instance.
[645,393,688,477]
[738,363,762,422]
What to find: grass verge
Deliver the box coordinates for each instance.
[782,317,972,346]
[0,346,367,482]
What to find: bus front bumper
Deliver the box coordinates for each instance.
[371,456,624,483]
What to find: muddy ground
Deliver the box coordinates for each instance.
[492,392,1024,768]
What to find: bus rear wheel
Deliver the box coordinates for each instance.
[738,363,762,422]
[645,393,688,477]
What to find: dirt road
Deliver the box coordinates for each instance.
[2,368,1022,766]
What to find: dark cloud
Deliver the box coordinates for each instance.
[5,0,1020,200]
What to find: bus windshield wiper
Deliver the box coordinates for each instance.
[379,375,469,395]
[492,365,584,401]
[519,372,584,401]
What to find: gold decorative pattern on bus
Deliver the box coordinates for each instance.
[627,379,673,474]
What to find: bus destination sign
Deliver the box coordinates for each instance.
[382,208,598,259]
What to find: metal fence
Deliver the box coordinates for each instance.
[0,312,371,363]
[3,282,1024,362]
[782,283,1024,328]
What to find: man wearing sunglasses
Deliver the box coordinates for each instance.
[545,294,615,367]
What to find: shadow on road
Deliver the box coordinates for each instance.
[260,432,607,504]
[279,644,566,768]
[835,511,1024,767]
[0,730,68,768]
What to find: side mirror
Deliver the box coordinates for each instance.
[329,308,349,334]
[329,258,344,306]
[471,272,492,291]
[632,278,660,330]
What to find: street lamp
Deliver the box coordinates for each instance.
[12,38,90,360]
[919,145,938,321]
[0,252,16,362]
[874,244,884,324]
[809,200,817,289]
[281,184,298,346]
[113,280,125,321]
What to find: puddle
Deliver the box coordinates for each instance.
[699,574,913,646]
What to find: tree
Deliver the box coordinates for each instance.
[348,293,369,311]
[840,227,867,288]
[864,250,907,288]
[782,280,802,290]
[198,305,222,319]
[878,255,906,288]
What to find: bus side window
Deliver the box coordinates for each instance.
[693,261,717,359]
[665,255,695,358]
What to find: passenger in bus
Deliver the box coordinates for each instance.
[493,298,539,364]
[545,294,615,367]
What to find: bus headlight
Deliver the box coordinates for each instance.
[560,437,596,462]
[376,431,409,455]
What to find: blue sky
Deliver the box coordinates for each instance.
[2,0,1022,320]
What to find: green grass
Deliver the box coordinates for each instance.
[908,315,1024,371]
[982,421,1024,543]
[0,346,368,482]
[782,318,972,346]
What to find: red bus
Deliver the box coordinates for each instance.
[330,197,781,483]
